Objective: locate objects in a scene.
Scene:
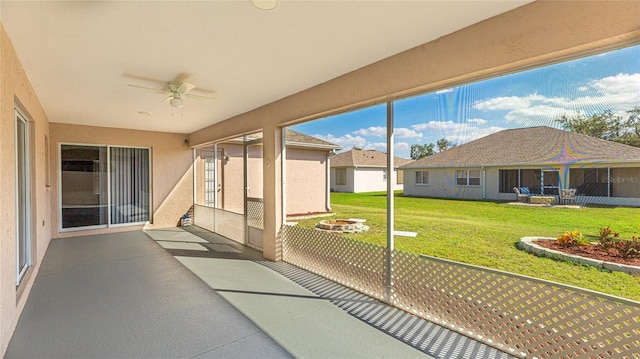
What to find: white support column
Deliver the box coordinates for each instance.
[326,152,332,212]
[262,125,283,261]
[385,102,394,303]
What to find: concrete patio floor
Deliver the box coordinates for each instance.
[6,227,514,359]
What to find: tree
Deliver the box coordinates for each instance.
[556,107,640,148]
[410,143,435,160]
[621,106,640,147]
[436,138,454,153]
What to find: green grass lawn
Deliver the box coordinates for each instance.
[294,191,640,301]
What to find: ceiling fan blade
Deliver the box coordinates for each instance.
[161,95,173,103]
[178,82,196,94]
[128,84,167,93]
[185,93,217,101]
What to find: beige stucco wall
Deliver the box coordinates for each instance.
[49,123,193,238]
[403,168,485,200]
[1,24,51,356]
[286,147,329,215]
[199,144,331,216]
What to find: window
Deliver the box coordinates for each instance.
[204,156,216,206]
[60,144,150,229]
[415,170,429,185]
[397,170,404,184]
[15,109,31,286]
[382,169,387,182]
[45,135,51,187]
[456,169,480,186]
[336,168,347,185]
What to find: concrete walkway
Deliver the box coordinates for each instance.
[7,227,514,359]
[5,231,290,359]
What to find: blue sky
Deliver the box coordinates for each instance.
[291,44,640,159]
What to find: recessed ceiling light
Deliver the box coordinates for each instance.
[251,0,278,11]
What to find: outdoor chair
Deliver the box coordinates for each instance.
[560,188,577,204]
[513,187,530,202]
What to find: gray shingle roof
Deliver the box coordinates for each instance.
[225,129,341,150]
[331,149,412,168]
[401,126,640,169]
[285,129,342,150]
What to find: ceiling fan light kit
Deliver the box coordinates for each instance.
[251,0,278,11]
[128,80,216,114]
[169,96,183,108]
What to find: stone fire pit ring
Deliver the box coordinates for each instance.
[316,218,369,233]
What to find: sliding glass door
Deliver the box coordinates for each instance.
[60,144,150,230]
[16,109,31,285]
[60,145,108,229]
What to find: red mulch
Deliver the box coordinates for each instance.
[534,240,640,267]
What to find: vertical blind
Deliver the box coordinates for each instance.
[110,147,150,225]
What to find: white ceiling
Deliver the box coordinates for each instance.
[1,1,530,134]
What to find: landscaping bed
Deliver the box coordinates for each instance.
[534,239,640,267]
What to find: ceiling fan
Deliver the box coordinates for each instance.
[128,81,216,109]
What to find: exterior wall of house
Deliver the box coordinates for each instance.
[352,168,381,193]
[49,123,194,238]
[330,167,355,193]
[1,25,51,356]
[403,168,484,200]
[286,148,330,215]
[331,167,403,193]
[353,167,403,193]
[406,165,640,207]
[205,144,330,216]
[206,143,248,214]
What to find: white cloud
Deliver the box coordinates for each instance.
[504,106,582,126]
[411,120,466,132]
[353,126,422,139]
[313,133,368,150]
[447,126,507,144]
[395,142,410,152]
[473,73,640,124]
[467,118,488,125]
[368,142,387,152]
[473,93,547,111]
[394,128,423,139]
[353,126,386,137]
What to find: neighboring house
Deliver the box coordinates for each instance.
[330,149,412,193]
[400,127,640,207]
[194,129,342,217]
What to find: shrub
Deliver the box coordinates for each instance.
[616,236,640,259]
[557,230,586,246]
[598,226,619,253]
[598,226,640,258]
